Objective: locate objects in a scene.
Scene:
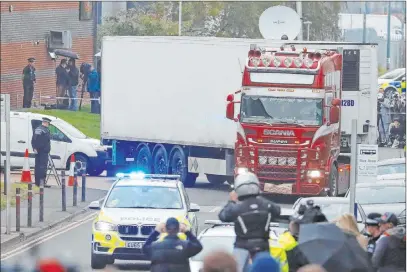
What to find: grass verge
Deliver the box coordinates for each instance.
[0,182,40,211]
[28,105,100,139]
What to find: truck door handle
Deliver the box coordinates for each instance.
[18,140,26,143]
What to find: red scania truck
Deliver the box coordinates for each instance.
[226,43,377,196]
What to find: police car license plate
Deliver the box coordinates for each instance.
[126,242,144,249]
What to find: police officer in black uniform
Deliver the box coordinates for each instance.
[365,212,382,259]
[22,57,36,108]
[218,171,281,258]
[31,117,51,187]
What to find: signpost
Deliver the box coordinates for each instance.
[349,119,357,217]
[1,94,11,234]
[357,144,379,183]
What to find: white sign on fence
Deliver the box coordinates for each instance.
[357,144,378,182]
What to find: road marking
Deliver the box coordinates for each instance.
[1,212,97,260]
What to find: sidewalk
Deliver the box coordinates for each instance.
[0,182,107,248]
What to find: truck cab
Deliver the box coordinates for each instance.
[226,44,350,196]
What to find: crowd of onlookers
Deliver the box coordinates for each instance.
[21,56,101,114]
[377,89,406,148]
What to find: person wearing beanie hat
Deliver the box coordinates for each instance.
[143,217,202,272]
[249,252,280,272]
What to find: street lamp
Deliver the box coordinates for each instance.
[304,21,312,41]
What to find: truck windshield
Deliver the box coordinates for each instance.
[240,95,323,126]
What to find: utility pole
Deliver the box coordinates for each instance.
[296,1,303,40]
[349,119,357,217]
[178,1,182,36]
[386,1,391,70]
[362,2,367,43]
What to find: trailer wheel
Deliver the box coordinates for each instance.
[136,144,152,174]
[152,145,169,174]
[328,164,339,197]
[169,147,197,187]
[206,174,226,185]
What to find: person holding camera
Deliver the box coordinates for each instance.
[142,217,203,272]
[218,172,281,259]
[276,200,328,272]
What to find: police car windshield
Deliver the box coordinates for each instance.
[105,185,183,209]
[377,163,406,175]
[240,95,323,126]
[53,120,87,139]
[190,236,235,261]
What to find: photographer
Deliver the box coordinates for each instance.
[142,217,202,272]
[277,200,328,272]
[219,172,281,259]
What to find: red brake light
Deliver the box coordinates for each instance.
[254,50,261,57]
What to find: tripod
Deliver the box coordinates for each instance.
[45,154,61,187]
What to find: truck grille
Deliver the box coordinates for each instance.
[257,149,299,180]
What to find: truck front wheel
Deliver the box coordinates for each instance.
[328,165,339,197]
[169,147,197,187]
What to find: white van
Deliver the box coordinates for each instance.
[1,111,108,176]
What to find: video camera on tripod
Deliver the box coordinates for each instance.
[293,199,328,224]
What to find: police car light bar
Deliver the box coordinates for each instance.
[116,172,181,181]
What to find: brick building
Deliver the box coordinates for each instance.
[0,2,95,108]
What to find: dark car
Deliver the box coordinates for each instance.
[292,197,366,231]
[345,180,406,217]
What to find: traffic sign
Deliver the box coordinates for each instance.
[356,144,378,182]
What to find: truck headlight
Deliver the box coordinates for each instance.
[307,170,322,178]
[94,221,118,232]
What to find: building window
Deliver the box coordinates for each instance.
[79,2,93,21]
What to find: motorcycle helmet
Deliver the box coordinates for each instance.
[234,172,260,198]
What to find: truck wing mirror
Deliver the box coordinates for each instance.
[226,94,234,102]
[329,106,340,124]
[226,102,235,120]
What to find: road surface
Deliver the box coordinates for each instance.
[1,177,294,271]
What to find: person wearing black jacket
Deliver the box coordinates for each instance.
[31,117,51,187]
[143,217,202,272]
[365,212,382,259]
[67,58,79,111]
[218,171,281,259]
[22,57,36,108]
[55,59,70,108]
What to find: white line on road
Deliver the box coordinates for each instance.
[1,212,97,261]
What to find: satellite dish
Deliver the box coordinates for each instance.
[259,5,301,40]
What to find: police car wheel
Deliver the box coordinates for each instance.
[106,257,115,265]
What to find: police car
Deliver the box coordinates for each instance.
[89,172,200,269]
[189,209,293,272]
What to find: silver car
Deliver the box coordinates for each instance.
[189,208,293,272]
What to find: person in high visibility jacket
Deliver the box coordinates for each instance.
[270,200,328,272]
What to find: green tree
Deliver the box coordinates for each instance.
[97,1,341,43]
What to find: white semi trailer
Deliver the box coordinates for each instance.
[101,36,381,187]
